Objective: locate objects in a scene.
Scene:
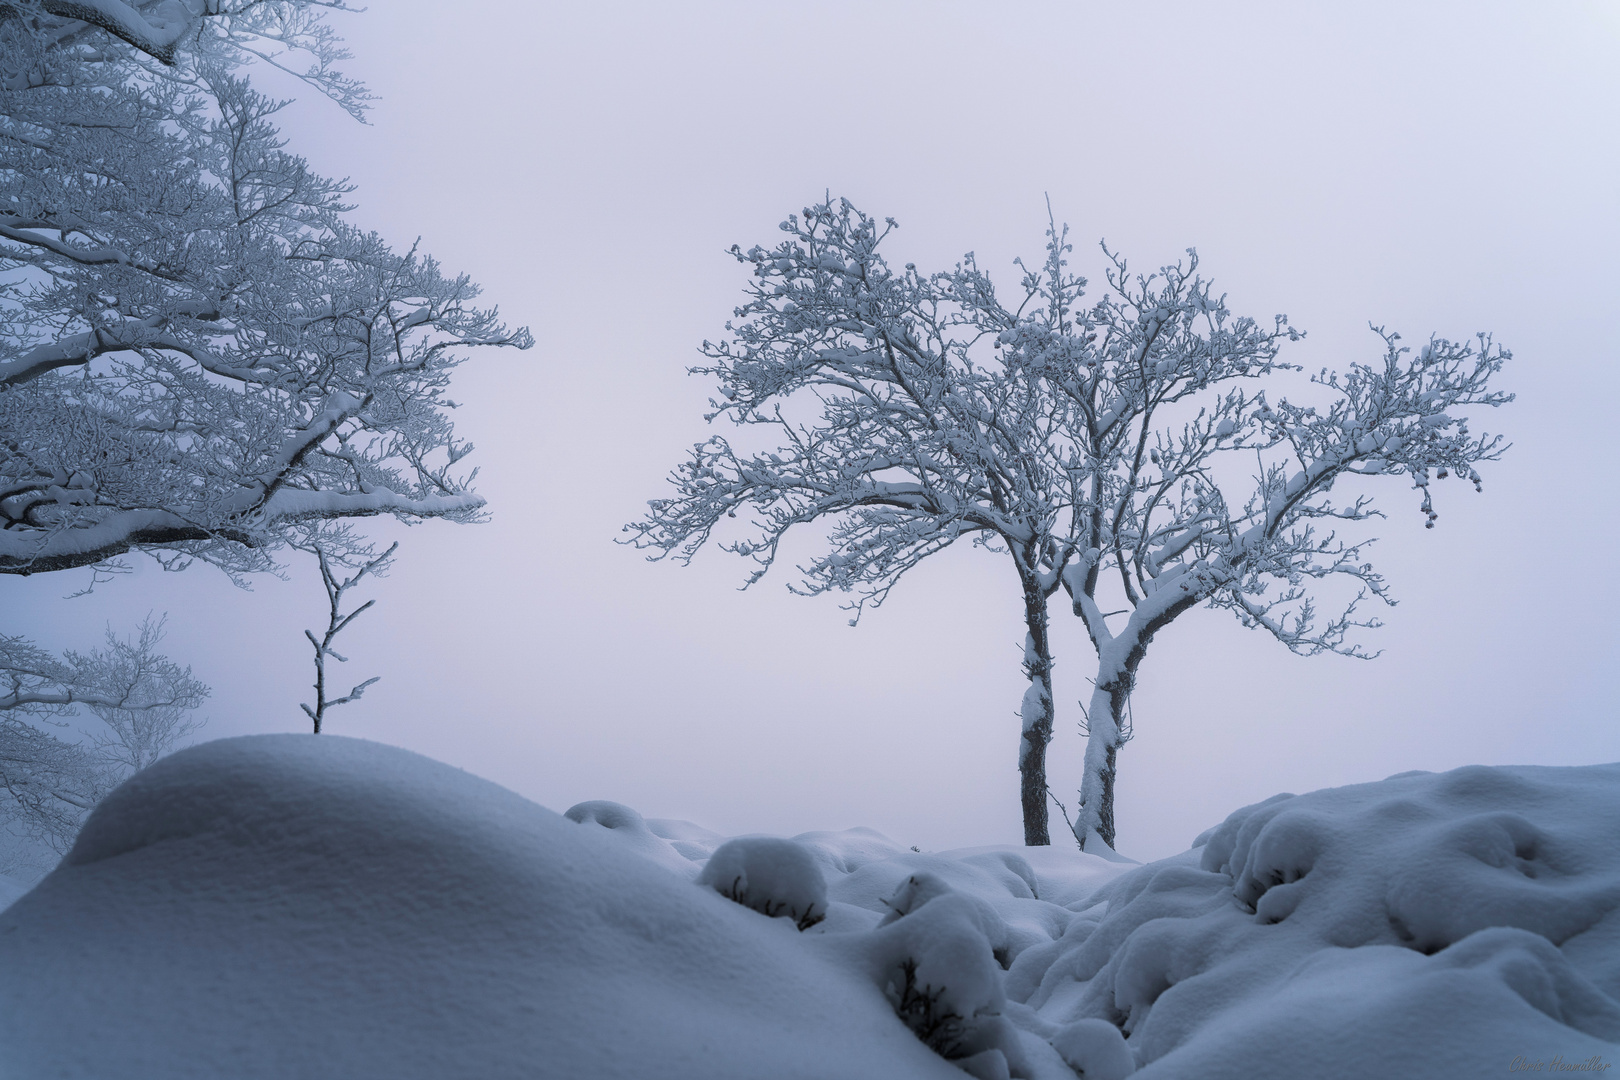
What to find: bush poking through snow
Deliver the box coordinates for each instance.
[887,958,968,1058]
[863,878,1033,1077]
[16,744,1613,1078]
[698,838,827,930]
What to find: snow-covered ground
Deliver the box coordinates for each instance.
[0,736,1614,1077]
[0,870,26,910]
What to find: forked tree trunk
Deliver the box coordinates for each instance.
[1018,587,1056,846]
[1069,586,1202,853]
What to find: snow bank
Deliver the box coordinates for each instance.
[563,798,707,878]
[2,740,1615,1078]
[1013,764,1620,1076]
[0,736,964,1080]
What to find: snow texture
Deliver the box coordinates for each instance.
[0,870,26,909]
[0,738,1616,1078]
[1013,764,1620,1077]
[563,798,706,878]
[0,737,963,1080]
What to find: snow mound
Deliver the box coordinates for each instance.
[1015,763,1620,1077]
[1050,1018,1135,1079]
[646,816,727,863]
[698,836,828,929]
[5,742,1615,1079]
[860,881,1030,1077]
[564,798,706,877]
[0,736,964,1080]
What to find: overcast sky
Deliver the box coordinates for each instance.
[7,1,1619,860]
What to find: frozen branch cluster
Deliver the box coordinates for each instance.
[630,197,1510,850]
[0,0,531,579]
[1,616,204,853]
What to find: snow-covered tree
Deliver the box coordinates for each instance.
[0,1,531,577]
[0,1,528,843]
[1017,236,1511,850]
[1,616,204,851]
[628,199,1112,846]
[631,198,1511,852]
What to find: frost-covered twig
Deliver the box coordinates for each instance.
[1046,786,1076,841]
[297,540,395,734]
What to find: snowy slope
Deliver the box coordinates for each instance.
[0,736,966,1080]
[0,871,25,910]
[1,736,1616,1078]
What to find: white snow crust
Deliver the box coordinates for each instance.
[1,738,1616,1078]
[0,737,964,1080]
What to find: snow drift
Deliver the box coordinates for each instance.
[0,736,963,1080]
[0,737,1616,1078]
[1011,764,1620,1076]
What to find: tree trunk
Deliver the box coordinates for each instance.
[1018,589,1056,846]
[1067,575,1203,853]
[1074,678,1128,852]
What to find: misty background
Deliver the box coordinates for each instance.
[5,1,1616,861]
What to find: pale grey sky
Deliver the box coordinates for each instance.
[7,1,1618,859]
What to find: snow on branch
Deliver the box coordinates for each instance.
[0,509,244,576]
[38,0,194,64]
[18,0,369,122]
[0,27,531,577]
[2,617,206,849]
[626,198,1069,622]
[632,196,1513,854]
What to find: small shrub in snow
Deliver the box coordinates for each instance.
[698,837,827,930]
[878,872,957,923]
[887,957,968,1057]
[881,872,1018,970]
[865,878,1032,1077]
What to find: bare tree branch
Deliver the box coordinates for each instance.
[1,617,206,851]
[294,538,394,734]
[0,4,531,581]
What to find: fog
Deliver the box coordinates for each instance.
[7,1,1618,860]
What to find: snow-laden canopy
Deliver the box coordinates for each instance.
[0,736,1614,1077]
